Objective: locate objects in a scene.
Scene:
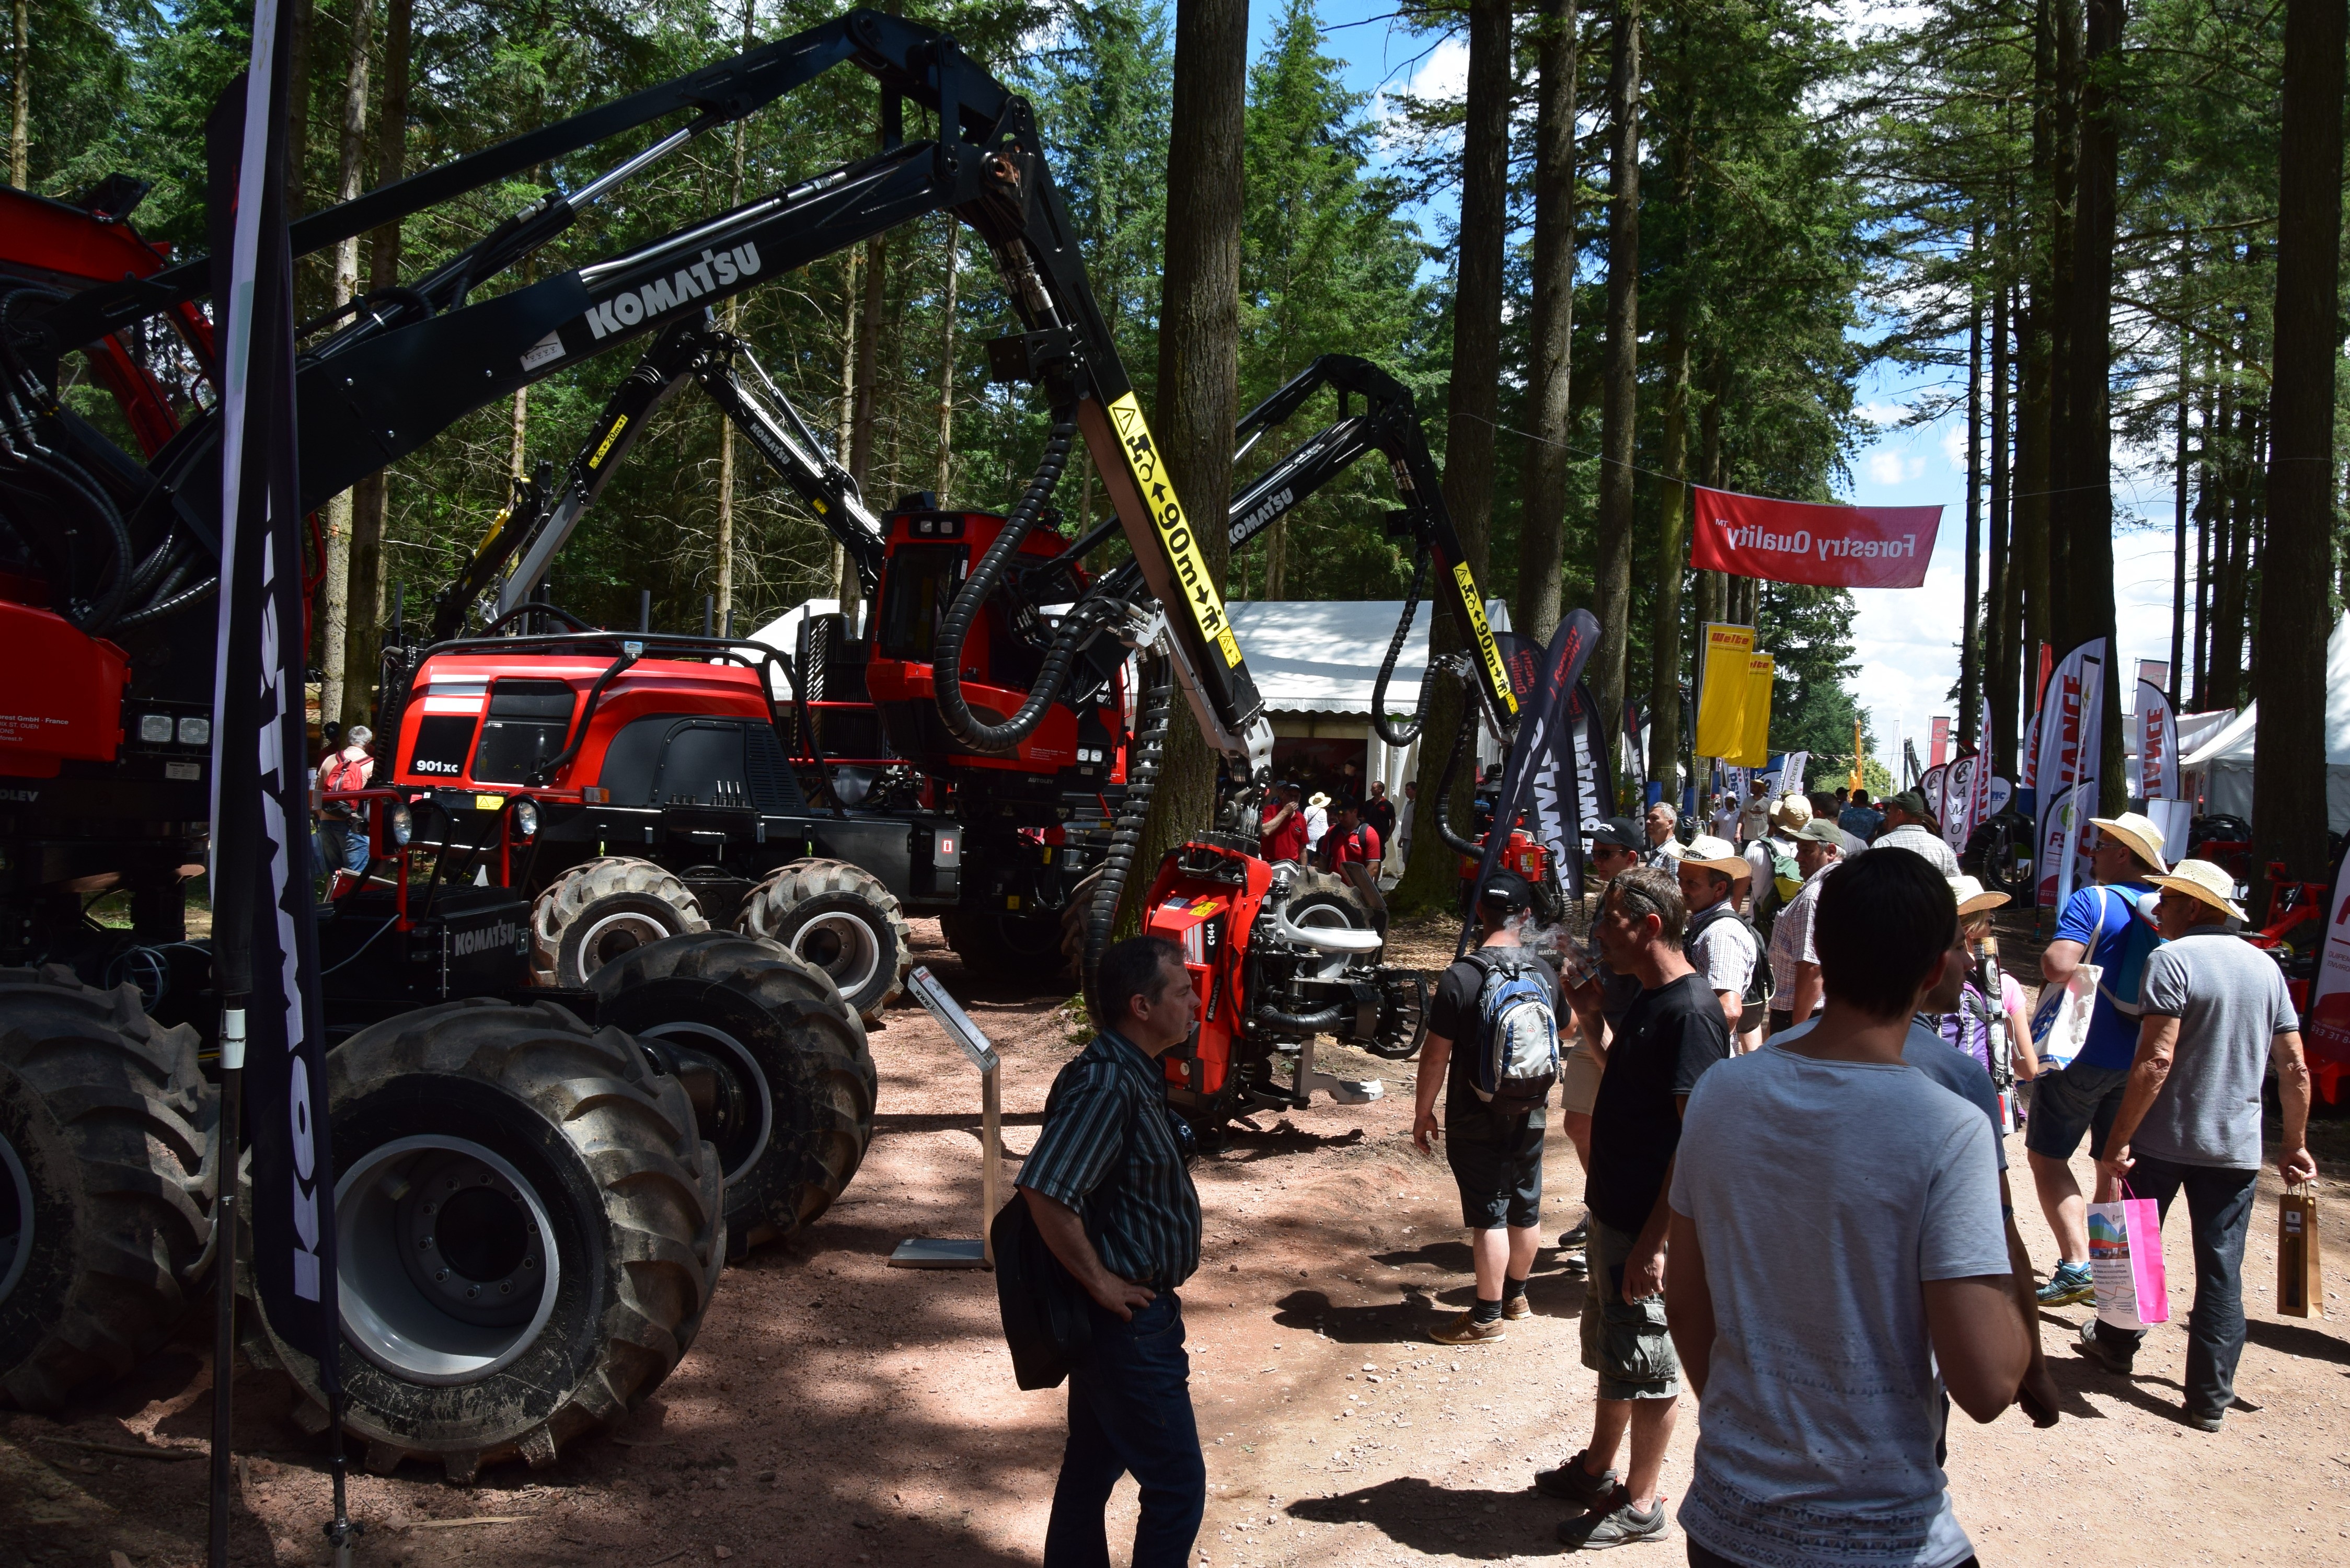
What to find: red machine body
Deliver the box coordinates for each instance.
[1459,828,1549,887]
[1142,840,1274,1104]
[0,601,131,776]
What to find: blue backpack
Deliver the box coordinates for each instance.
[1465,952,1560,1113]
[2087,884,2164,1017]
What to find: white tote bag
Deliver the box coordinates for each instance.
[2031,963,2101,1069]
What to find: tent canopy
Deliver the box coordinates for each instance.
[2175,612,2350,831]
[1226,598,1512,717]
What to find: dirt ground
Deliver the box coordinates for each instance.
[6,910,2349,1567]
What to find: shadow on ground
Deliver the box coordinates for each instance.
[1288,1474,1586,1560]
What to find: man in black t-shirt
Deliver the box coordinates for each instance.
[1412,871,1559,1346]
[1538,866,1729,1551]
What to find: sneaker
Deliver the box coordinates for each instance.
[1556,1487,1668,1550]
[2075,1318,2135,1375]
[1535,1450,1621,1507]
[2035,1262,2094,1308]
[1559,1219,1590,1250]
[2187,1409,2225,1433]
[1430,1310,1506,1345]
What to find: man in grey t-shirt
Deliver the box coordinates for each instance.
[2085,859,2318,1430]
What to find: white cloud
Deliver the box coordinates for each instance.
[1406,36,1470,102]
[1941,421,1968,471]
[1863,451,1910,487]
[1857,400,1905,428]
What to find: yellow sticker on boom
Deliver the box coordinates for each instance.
[1454,562,1518,716]
[1107,393,1243,668]
[588,413,629,471]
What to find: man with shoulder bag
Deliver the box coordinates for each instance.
[1413,871,1561,1345]
[1018,936,1207,1568]
[1679,836,1769,1053]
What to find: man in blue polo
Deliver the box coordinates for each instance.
[1021,936,1206,1568]
[2029,812,2169,1306]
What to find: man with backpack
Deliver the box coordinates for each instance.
[2028,812,2169,1308]
[1745,795,1807,935]
[314,724,377,878]
[1412,871,1561,1346]
[1678,837,1767,1054]
[1539,866,1730,1550]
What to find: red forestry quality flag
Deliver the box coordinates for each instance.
[1689,486,1942,590]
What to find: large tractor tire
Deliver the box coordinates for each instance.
[531,856,708,987]
[241,998,722,1482]
[735,858,911,1023]
[940,905,1077,986]
[1286,869,1383,977]
[0,966,215,1412]
[589,932,874,1255]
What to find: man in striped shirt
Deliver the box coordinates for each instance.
[1022,936,1206,1568]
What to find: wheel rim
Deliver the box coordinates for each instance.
[791,910,883,998]
[1291,902,1356,980]
[335,1135,563,1386]
[636,1019,773,1186]
[0,1132,30,1309]
[574,908,675,976]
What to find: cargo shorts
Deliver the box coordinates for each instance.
[1579,1217,1679,1401]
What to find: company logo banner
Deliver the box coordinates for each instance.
[1462,610,1599,952]
[2137,679,2176,803]
[1689,486,1941,589]
[2305,838,2350,1104]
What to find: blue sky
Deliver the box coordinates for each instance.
[1273,0,2191,779]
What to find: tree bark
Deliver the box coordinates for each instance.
[712,0,756,624]
[1591,0,1643,739]
[833,249,860,613]
[850,235,886,493]
[2014,288,2053,668]
[1649,309,1690,802]
[319,0,374,733]
[2255,0,2345,893]
[1989,275,2017,775]
[342,0,408,733]
[935,217,958,501]
[1123,0,1248,924]
[1961,255,1983,746]
[286,0,315,215]
[10,0,28,189]
[2169,291,2190,711]
[2066,0,2123,811]
[1513,0,1577,643]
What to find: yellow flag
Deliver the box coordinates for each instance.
[1850,717,1864,791]
[1735,654,1774,767]
[1695,622,1754,758]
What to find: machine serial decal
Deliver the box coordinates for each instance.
[1455,562,1518,717]
[1108,393,1243,668]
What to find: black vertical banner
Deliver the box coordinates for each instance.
[1459,610,1599,952]
[205,20,338,1389]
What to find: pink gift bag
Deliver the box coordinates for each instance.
[2089,1185,2170,1329]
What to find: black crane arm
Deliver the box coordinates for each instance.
[1226,354,1519,734]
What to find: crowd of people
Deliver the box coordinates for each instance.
[1017,787,2320,1568]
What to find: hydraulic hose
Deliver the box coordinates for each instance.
[1256,1002,1346,1034]
[1082,655,1173,992]
[930,412,1084,753]
[1369,544,1435,747]
[1430,698,1482,857]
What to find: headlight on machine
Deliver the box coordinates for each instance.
[511,798,540,839]
[384,800,414,848]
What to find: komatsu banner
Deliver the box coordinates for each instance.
[1689,486,1941,590]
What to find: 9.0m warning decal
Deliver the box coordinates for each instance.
[1453,562,1519,718]
[1108,393,1243,668]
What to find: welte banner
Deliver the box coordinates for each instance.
[1738,653,1775,767]
[1695,622,1755,758]
[1688,486,1942,590]
[2303,837,2350,1105]
[2137,679,2176,802]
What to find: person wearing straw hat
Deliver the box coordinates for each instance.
[1678,837,1766,1053]
[2076,858,2317,1428]
[1303,790,1332,862]
[1762,820,1854,1034]
[2026,811,2171,1308]
[1871,790,1960,877]
[1746,796,1810,936]
[1917,877,2038,1083]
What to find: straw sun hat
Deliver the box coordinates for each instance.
[2088,812,2171,875]
[2147,857,2247,923]
[1769,794,1814,832]
[1679,835,1754,881]
[1946,874,2010,919]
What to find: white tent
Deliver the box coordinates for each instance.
[2176,613,2350,831]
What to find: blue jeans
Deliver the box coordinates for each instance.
[2088,1154,2259,1417]
[318,817,372,875]
[1043,1290,1205,1568]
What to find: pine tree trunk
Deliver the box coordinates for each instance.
[1961,264,1983,746]
[2014,290,2053,668]
[834,248,862,617]
[935,217,958,501]
[1513,0,1577,643]
[1989,276,2018,775]
[10,0,28,189]
[287,0,315,215]
[2169,297,2190,710]
[319,0,374,734]
[1122,0,1248,925]
[1591,0,1643,742]
[342,0,408,734]
[2067,0,2123,811]
[2255,0,2345,892]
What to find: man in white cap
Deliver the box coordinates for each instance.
[2080,859,2317,1429]
[1678,836,1764,1053]
[2026,811,2170,1308]
[1762,820,1852,1034]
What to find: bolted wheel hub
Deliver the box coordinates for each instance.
[337,1136,561,1385]
[575,910,670,972]
[790,912,881,999]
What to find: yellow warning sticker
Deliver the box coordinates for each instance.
[1455,562,1518,717]
[589,413,629,471]
[1107,393,1242,667]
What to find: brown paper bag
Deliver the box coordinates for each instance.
[2277,1184,2322,1318]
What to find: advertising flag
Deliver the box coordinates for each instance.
[1779,750,1809,798]
[1972,699,1996,825]
[2137,679,2176,802]
[1696,622,1754,758]
[2032,638,2106,908]
[1462,610,1600,951]
[1569,681,1610,839]
[1941,755,1978,855]
[2019,711,2040,790]
[2036,779,2098,911]
[2302,837,2350,1105]
[1736,654,1775,767]
[204,19,339,1382]
[1930,717,1952,768]
[1688,486,1942,589]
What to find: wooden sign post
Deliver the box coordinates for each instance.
[889,965,1001,1269]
